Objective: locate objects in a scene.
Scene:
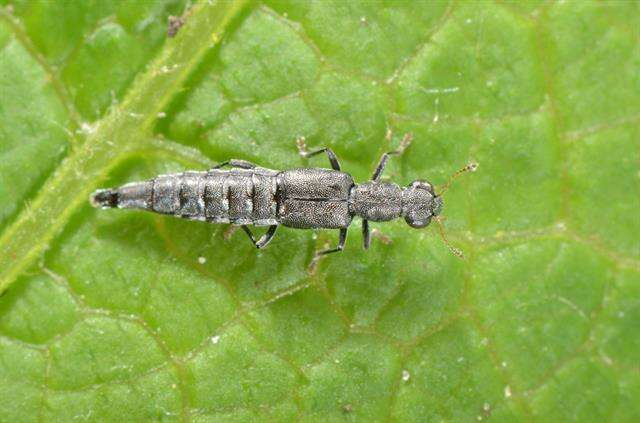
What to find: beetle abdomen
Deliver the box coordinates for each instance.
[91,168,279,226]
[202,169,279,225]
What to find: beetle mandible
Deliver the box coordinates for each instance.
[90,133,477,260]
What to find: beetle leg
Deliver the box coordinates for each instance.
[296,137,341,171]
[211,159,256,170]
[241,225,278,249]
[313,228,347,259]
[371,132,413,181]
[362,219,371,249]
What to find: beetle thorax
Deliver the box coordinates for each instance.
[348,182,403,222]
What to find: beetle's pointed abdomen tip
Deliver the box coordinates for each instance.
[90,189,118,208]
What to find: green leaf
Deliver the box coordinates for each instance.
[1,1,638,421]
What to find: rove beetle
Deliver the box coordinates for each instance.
[91,133,477,261]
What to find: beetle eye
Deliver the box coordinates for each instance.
[405,215,431,229]
[409,180,434,194]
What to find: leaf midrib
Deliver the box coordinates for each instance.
[0,0,252,294]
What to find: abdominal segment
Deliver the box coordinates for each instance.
[91,168,279,226]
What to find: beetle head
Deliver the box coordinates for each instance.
[402,180,443,228]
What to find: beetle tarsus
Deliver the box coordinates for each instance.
[296,137,341,171]
[242,225,278,249]
[371,132,413,181]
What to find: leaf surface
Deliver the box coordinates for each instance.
[0,1,638,421]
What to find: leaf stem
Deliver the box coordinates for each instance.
[0,0,252,294]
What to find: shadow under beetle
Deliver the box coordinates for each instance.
[91,134,476,260]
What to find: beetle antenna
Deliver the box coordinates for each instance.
[434,216,464,259]
[438,162,478,196]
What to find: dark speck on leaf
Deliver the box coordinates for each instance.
[167,15,186,38]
